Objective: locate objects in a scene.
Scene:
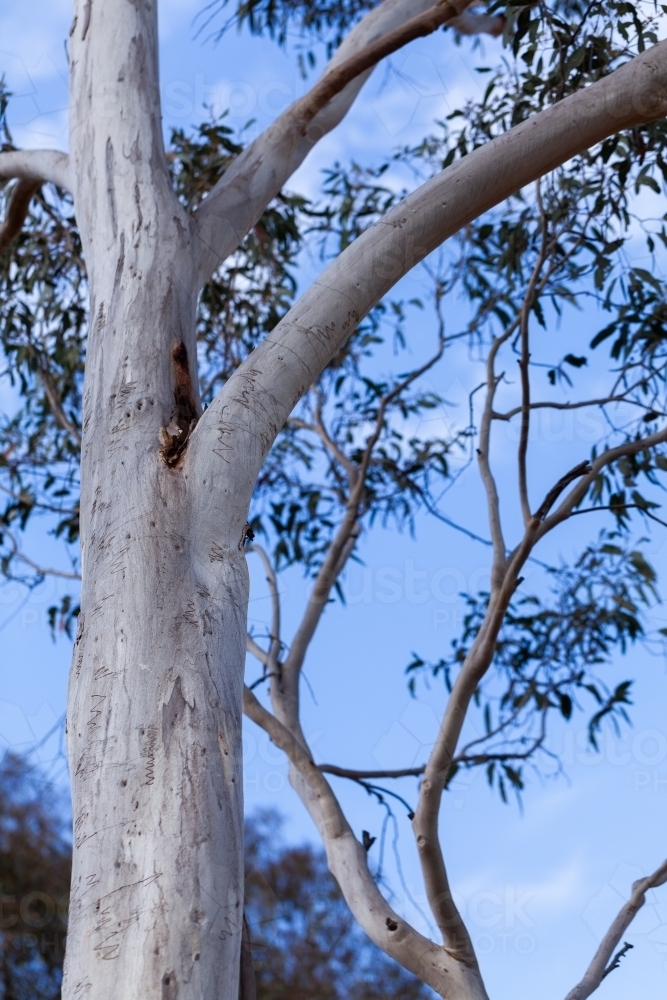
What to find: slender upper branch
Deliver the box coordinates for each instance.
[193,0,496,284]
[493,393,646,420]
[4,527,81,581]
[538,424,667,536]
[478,350,508,585]
[564,859,667,1000]
[518,181,548,525]
[275,335,444,733]
[246,544,282,675]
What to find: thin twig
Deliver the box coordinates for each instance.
[246,544,281,676]
[3,527,81,581]
[518,179,549,525]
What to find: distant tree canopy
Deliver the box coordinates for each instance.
[0,752,69,1000]
[0,756,428,1000]
[245,810,432,1000]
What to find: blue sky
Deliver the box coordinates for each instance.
[2,2,667,997]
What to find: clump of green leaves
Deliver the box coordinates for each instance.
[407,536,658,800]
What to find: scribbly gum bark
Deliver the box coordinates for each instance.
[63,2,249,997]
[32,0,665,995]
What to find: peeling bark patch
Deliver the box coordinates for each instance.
[134,182,143,236]
[160,341,199,466]
[112,232,125,300]
[162,972,178,999]
[162,676,192,757]
[81,0,92,39]
[105,138,118,240]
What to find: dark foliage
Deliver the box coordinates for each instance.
[0,752,70,1000]
[245,810,432,999]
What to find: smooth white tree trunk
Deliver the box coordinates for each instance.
[63,3,251,998]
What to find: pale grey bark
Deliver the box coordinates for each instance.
[0,150,71,247]
[0,149,71,188]
[2,2,666,997]
[62,3,247,999]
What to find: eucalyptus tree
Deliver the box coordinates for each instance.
[2,1,667,999]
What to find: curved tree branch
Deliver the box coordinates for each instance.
[320,763,427,779]
[274,334,444,735]
[0,149,72,251]
[3,527,81,581]
[242,684,489,999]
[0,149,71,188]
[537,425,667,534]
[193,0,502,283]
[564,859,667,1000]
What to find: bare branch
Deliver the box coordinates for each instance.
[246,633,269,667]
[194,0,497,283]
[283,0,478,133]
[533,459,592,522]
[242,685,489,998]
[32,354,82,446]
[277,333,445,732]
[518,180,548,526]
[493,394,649,420]
[570,503,667,528]
[278,510,360,731]
[320,763,426,780]
[0,149,71,189]
[539,425,667,536]
[246,544,281,674]
[3,527,81,581]
[478,363,508,586]
[411,523,540,963]
[564,859,667,1000]
[289,410,359,487]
